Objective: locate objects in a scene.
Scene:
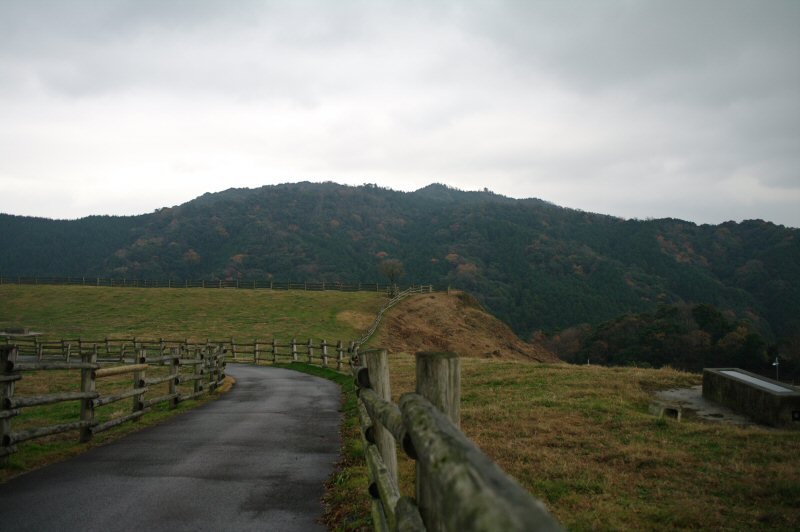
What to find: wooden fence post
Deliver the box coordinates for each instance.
[1,346,19,465]
[231,338,237,360]
[415,351,461,531]
[307,339,313,363]
[322,340,328,367]
[132,350,147,420]
[272,339,277,364]
[194,348,204,396]
[169,348,179,408]
[365,349,398,485]
[254,339,260,365]
[336,340,344,371]
[291,338,298,362]
[79,348,96,442]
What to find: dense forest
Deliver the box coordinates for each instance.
[538,303,796,377]
[2,182,798,378]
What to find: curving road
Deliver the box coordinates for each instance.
[0,365,342,531]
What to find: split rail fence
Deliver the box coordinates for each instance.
[0,335,357,372]
[0,276,416,292]
[0,343,226,465]
[353,285,433,348]
[351,350,563,532]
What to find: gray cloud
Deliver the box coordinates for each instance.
[0,0,798,226]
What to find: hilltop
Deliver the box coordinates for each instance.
[373,292,558,362]
[1,181,798,372]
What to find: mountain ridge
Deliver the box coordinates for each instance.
[1,182,797,353]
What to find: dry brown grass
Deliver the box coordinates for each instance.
[380,354,800,531]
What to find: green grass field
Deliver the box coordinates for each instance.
[0,284,385,341]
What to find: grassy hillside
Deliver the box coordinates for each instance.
[0,285,385,341]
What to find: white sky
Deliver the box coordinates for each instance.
[1,0,798,226]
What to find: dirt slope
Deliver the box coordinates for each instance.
[374,292,559,362]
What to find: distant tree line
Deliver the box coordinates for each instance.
[536,303,798,382]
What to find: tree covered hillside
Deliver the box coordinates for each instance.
[1,182,798,363]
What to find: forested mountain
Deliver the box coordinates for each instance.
[2,182,798,373]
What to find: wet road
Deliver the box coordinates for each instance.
[0,365,342,531]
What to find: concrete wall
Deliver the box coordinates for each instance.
[703,368,800,429]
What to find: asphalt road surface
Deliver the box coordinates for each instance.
[0,365,342,531]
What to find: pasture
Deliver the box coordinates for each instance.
[2,285,798,530]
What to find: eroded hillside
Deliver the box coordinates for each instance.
[373,291,559,362]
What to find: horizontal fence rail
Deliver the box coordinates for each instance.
[0,343,226,464]
[0,276,436,293]
[352,350,563,532]
[0,336,358,372]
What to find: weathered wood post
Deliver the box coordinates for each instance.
[322,340,328,367]
[307,339,314,363]
[291,338,298,362]
[336,340,344,371]
[1,346,19,465]
[365,349,398,484]
[254,338,260,365]
[194,347,205,396]
[132,350,147,421]
[79,347,97,442]
[169,348,179,408]
[272,338,277,364]
[415,351,461,530]
[231,337,237,360]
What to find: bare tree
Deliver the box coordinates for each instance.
[380,259,404,296]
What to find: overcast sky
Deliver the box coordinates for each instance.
[1,1,798,227]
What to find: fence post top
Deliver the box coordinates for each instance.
[415,351,459,361]
[360,347,388,355]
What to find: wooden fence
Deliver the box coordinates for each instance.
[228,338,353,371]
[353,285,434,348]
[0,343,226,465]
[351,350,563,532]
[0,276,416,292]
[0,282,433,369]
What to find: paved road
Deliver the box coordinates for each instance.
[0,365,342,531]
